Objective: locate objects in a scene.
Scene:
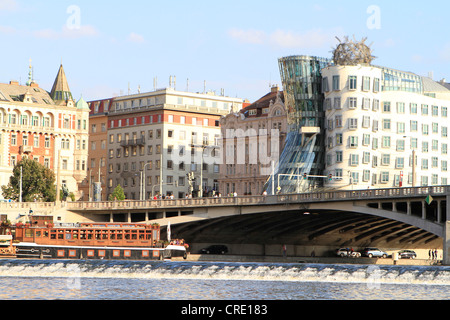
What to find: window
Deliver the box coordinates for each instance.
[362,98,370,110]
[332,75,340,90]
[348,97,357,109]
[350,154,359,166]
[348,118,358,130]
[432,105,439,116]
[382,136,391,148]
[373,78,380,92]
[381,171,389,183]
[334,97,341,109]
[410,103,417,114]
[383,119,391,130]
[336,151,343,163]
[396,157,404,169]
[322,77,329,92]
[335,116,342,128]
[349,136,358,148]
[362,76,370,91]
[348,76,357,90]
[363,134,370,146]
[422,159,429,170]
[11,134,17,146]
[362,116,370,128]
[422,104,428,115]
[397,102,405,114]
[382,154,390,166]
[363,152,370,163]
[397,140,405,151]
[383,102,391,112]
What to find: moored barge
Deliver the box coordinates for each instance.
[0,219,187,261]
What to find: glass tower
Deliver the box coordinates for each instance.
[265,55,330,194]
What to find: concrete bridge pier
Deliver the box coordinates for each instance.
[444,221,450,265]
[445,194,450,265]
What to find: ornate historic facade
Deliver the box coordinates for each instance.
[0,63,89,199]
[220,86,287,196]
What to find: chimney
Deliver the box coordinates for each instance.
[9,80,19,85]
[271,85,279,93]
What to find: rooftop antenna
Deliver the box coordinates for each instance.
[174,76,176,90]
[186,78,189,92]
[203,80,206,94]
[128,82,130,95]
[138,85,141,94]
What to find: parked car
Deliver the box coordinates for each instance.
[398,250,417,259]
[361,247,389,258]
[200,245,228,254]
[336,248,361,257]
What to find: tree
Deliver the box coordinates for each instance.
[1,158,56,202]
[109,184,125,201]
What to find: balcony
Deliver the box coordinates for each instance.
[19,145,33,154]
[120,138,145,147]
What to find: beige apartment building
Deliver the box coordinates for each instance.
[78,98,112,201]
[219,86,287,196]
[105,87,243,200]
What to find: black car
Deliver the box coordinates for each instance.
[200,245,228,254]
[398,250,417,259]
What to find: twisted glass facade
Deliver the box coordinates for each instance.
[265,55,330,194]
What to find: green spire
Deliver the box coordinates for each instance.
[26,59,33,86]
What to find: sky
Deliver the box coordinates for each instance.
[0,0,450,103]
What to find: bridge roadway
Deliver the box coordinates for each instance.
[3,186,450,264]
[63,186,450,265]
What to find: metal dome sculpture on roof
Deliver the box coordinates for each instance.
[332,36,376,65]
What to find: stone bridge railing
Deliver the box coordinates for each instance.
[64,186,450,211]
[0,186,448,212]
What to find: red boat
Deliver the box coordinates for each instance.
[0,216,187,260]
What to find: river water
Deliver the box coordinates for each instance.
[0,259,448,300]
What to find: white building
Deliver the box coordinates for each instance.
[106,87,243,199]
[323,64,450,189]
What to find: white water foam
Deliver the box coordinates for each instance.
[0,260,449,286]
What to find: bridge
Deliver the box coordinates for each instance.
[3,186,450,264]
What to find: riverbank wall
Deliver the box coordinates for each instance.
[179,254,442,266]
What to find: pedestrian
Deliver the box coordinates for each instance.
[282,244,287,258]
[432,249,435,260]
[434,249,438,260]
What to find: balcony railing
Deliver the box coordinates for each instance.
[120,138,145,147]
